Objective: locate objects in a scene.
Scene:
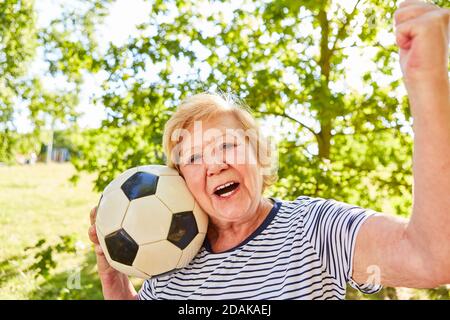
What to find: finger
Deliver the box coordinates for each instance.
[90,206,97,225]
[88,225,100,244]
[399,0,432,9]
[94,244,104,256]
[395,8,450,48]
[395,4,437,25]
[395,19,415,49]
[96,252,115,276]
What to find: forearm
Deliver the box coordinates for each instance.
[101,273,139,300]
[406,73,450,279]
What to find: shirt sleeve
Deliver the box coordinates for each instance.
[138,278,158,300]
[300,197,382,294]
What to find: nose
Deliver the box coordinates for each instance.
[206,162,228,177]
[205,147,228,177]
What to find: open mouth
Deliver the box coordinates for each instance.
[213,182,240,198]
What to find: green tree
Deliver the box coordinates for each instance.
[26,0,110,161]
[0,0,37,162]
[0,0,109,162]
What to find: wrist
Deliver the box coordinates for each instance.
[405,72,450,107]
[100,273,137,300]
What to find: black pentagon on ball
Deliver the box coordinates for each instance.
[167,211,199,250]
[121,171,159,200]
[105,229,139,266]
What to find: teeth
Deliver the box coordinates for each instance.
[215,182,235,192]
[219,190,234,197]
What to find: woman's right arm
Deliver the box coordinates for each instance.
[88,207,138,300]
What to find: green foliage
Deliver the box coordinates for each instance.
[70,124,166,190]
[26,235,78,279]
[28,250,104,300]
[23,0,111,135]
[0,0,110,162]
[13,131,42,155]
[37,0,110,83]
[0,0,37,162]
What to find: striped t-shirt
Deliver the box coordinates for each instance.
[138,196,382,300]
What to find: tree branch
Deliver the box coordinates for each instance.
[259,110,318,137]
[334,41,395,52]
[332,123,405,136]
[330,0,365,54]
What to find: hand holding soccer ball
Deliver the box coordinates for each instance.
[88,165,208,297]
[88,208,136,300]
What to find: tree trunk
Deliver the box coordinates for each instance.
[317,7,332,160]
[318,122,332,159]
[46,120,55,163]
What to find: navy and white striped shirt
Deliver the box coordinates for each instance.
[138,196,382,300]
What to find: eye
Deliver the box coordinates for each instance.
[221,142,236,150]
[188,153,202,164]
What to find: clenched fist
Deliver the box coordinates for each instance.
[394,0,450,85]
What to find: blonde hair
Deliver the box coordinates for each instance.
[162,92,278,190]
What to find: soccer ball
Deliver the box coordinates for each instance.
[95,165,208,279]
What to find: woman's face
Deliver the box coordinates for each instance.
[177,113,264,224]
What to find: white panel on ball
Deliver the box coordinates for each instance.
[133,240,182,277]
[138,165,179,176]
[155,175,195,213]
[193,202,208,234]
[110,260,149,279]
[122,195,172,245]
[96,188,130,236]
[102,167,138,196]
[176,232,206,269]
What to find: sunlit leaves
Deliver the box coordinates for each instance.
[0,0,110,162]
[0,0,37,162]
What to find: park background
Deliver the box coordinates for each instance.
[1,0,449,299]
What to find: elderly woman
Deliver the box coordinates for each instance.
[88,0,450,300]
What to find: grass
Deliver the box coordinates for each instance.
[0,163,142,300]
